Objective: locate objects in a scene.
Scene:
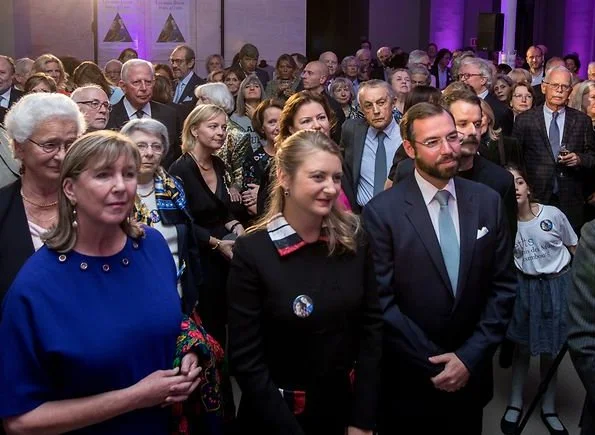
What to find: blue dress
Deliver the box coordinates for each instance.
[0,227,182,434]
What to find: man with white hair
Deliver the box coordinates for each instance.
[458,56,513,135]
[319,51,339,89]
[71,85,110,132]
[0,55,23,125]
[514,65,595,232]
[13,58,33,91]
[107,59,180,167]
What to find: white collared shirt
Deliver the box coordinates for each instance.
[356,118,402,206]
[174,71,194,103]
[531,69,544,86]
[0,87,11,109]
[414,169,460,244]
[123,98,151,120]
[477,89,489,100]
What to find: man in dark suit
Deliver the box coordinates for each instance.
[567,219,595,435]
[169,44,205,107]
[0,55,24,125]
[107,59,181,168]
[513,65,595,232]
[341,79,402,211]
[394,86,518,237]
[237,43,270,88]
[364,102,517,433]
[458,56,514,136]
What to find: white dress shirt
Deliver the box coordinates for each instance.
[124,98,152,120]
[0,88,10,109]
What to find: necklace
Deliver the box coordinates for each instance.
[138,188,155,198]
[189,152,213,171]
[20,189,58,208]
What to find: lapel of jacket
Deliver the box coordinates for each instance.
[535,107,556,162]
[561,108,576,148]
[352,121,368,187]
[452,178,478,308]
[179,73,197,103]
[112,100,129,128]
[403,176,453,296]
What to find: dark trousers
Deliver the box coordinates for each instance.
[378,407,483,435]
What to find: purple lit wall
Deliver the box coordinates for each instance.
[430,0,465,50]
[564,0,595,78]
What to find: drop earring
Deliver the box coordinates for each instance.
[71,204,78,229]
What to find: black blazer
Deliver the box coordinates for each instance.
[363,174,517,417]
[0,179,35,304]
[393,155,518,237]
[513,105,595,230]
[340,118,372,211]
[106,98,181,169]
[478,134,524,170]
[174,72,204,106]
[429,65,452,89]
[227,230,382,433]
[0,87,24,124]
[485,92,514,136]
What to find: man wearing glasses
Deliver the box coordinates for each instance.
[457,56,514,136]
[513,65,595,233]
[169,44,204,106]
[71,85,111,132]
[363,102,517,434]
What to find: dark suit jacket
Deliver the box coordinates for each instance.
[484,92,514,136]
[532,83,545,107]
[478,134,524,170]
[567,220,595,434]
[0,179,35,305]
[513,105,595,230]
[363,174,517,419]
[393,155,518,237]
[174,72,204,106]
[227,230,382,432]
[430,65,452,89]
[106,98,181,169]
[0,87,24,124]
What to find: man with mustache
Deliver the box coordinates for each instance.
[363,102,517,434]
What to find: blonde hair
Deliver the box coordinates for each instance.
[479,99,502,141]
[251,130,360,255]
[181,104,228,153]
[44,131,143,252]
[32,54,66,87]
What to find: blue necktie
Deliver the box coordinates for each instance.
[549,111,560,193]
[174,82,184,103]
[435,190,460,294]
[373,131,387,195]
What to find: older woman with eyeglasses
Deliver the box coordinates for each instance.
[120,118,202,314]
[509,82,535,119]
[0,93,85,304]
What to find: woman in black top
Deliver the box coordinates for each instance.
[169,104,245,345]
[227,130,382,435]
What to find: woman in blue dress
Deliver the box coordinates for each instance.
[0,131,202,434]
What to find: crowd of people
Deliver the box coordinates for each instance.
[1,37,595,435]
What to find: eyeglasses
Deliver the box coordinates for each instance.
[457,73,483,81]
[512,94,533,100]
[28,138,75,153]
[136,142,164,154]
[414,131,463,149]
[542,81,571,92]
[76,100,112,112]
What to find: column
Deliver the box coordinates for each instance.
[429,0,465,50]
[500,0,517,66]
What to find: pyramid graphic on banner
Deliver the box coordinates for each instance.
[103,13,133,42]
[156,13,185,42]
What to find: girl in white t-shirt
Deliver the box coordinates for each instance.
[500,167,578,435]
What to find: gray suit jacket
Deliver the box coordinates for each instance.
[568,220,595,434]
